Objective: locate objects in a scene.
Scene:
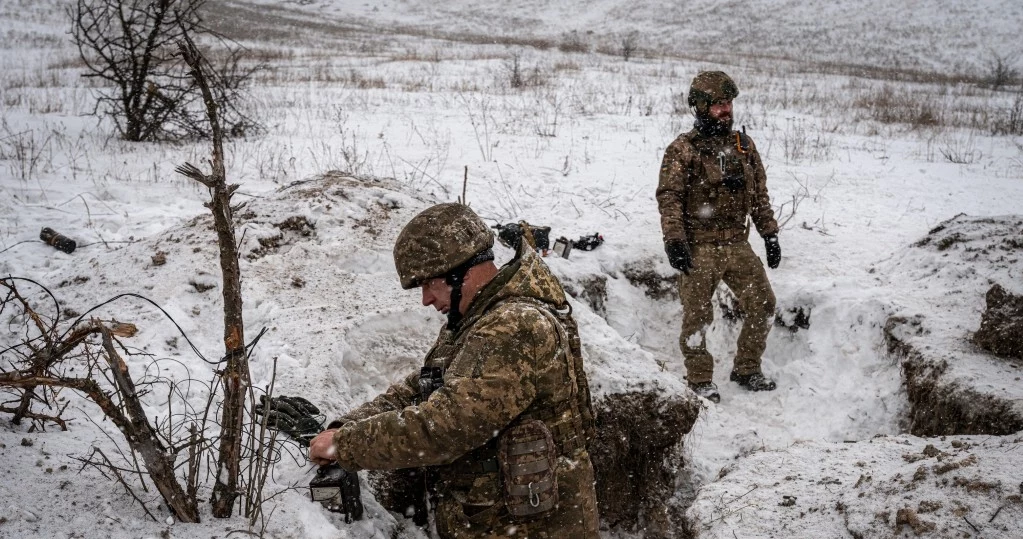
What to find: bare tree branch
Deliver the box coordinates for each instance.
[177,37,249,519]
[68,0,260,141]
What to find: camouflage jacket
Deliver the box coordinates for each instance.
[656,128,779,245]
[332,242,599,538]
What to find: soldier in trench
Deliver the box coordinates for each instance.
[656,70,782,403]
[308,203,600,538]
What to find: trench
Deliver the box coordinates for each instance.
[563,256,1023,537]
[883,319,1023,437]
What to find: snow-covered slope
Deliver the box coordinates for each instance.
[2,0,1023,537]
[688,434,1023,539]
[239,0,1022,75]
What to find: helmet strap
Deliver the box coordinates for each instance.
[444,249,495,330]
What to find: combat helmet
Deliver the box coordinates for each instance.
[394,203,495,328]
[687,71,739,111]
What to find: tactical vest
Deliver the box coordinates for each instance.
[423,297,595,517]
[681,129,760,244]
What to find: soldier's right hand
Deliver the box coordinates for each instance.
[308,428,340,466]
[664,240,693,274]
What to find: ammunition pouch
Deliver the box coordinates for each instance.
[498,420,559,520]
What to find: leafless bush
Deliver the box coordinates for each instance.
[0,278,201,522]
[0,120,54,182]
[504,53,548,89]
[666,88,692,136]
[343,68,387,89]
[938,132,980,164]
[314,106,373,176]
[780,117,833,164]
[68,0,260,141]
[992,85,1023,136]
[0,278,291,528]
[531,88,563,137]
[620,31,640,61]
[775,172,833,231]
[508,54,525,89]
[983,51,1019,91]
[458,93,497,161]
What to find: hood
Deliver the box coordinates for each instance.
[457,240,567,333]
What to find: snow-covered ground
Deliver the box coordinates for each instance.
[2,0,1022,537]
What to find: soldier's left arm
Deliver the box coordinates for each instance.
[331,304,554,471]
[748,138,780,237]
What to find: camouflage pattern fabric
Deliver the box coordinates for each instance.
[687,70,739,110]
[393,202,495,290]
[678,241,776,383]
[656,126,779,382]
[656,129,778,245]
[331,241,599,538]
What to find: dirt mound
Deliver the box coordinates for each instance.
[589,390,700,538]
[974,284,1023,360]
[882,214,1023,436]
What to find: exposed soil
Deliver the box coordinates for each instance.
[974,284,1023,360]
[885,317,1023,436]
[588,390,700,538]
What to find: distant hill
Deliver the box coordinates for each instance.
[241,0,1023,77]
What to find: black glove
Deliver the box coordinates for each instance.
[254,394,324,446]
[764,234,781,269]
[722,173,745,192]
[664,239,693,274]
[575,233,604,251]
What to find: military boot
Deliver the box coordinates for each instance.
[688,381,720,403]
[729,371,777,392]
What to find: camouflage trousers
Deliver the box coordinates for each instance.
[677,240,776,384]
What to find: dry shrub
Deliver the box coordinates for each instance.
[853,85,943,128]
[504,54,548,89]
[558,31,590,53]
[553,60,581,72]
[992,87,1023,136]
[345,69,387,89]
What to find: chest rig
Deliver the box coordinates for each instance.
[420,298,595,521]
[683,127,758,242]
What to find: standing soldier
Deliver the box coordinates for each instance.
[656,71,781,403]
[309,203,600,538]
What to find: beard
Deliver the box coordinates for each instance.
[694,112,733,137]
